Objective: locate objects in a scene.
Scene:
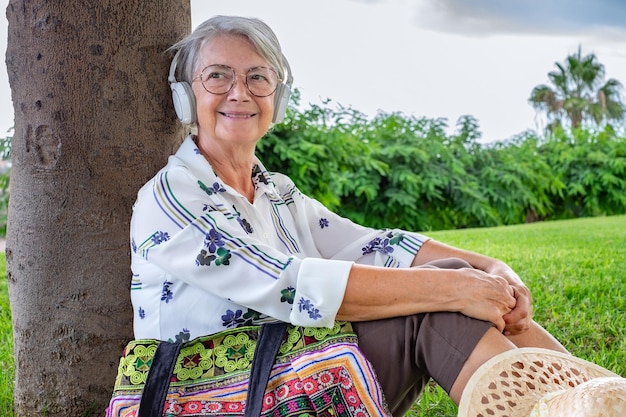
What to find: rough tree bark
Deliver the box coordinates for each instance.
[5,1,190,415]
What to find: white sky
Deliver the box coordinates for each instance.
[1,0,625,142]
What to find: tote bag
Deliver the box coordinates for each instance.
[106,321,392,417]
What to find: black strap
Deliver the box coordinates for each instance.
[137,322,287,417]
[137,341,183,417]
[244,322,288,417]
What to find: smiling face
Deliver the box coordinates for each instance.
[192,34,276,154]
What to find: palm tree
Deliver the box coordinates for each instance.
[529,46,626,132]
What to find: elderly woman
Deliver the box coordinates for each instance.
[107,15,625,417]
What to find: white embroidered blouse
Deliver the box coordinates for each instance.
[130,136,429,342]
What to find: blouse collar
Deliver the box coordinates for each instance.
[174,135,278,199]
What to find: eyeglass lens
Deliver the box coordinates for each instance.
[200,65,279,97]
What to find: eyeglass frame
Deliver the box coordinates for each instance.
[192,64,282,98]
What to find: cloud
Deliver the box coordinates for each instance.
[348,0,383,4]
[414,0,626,37]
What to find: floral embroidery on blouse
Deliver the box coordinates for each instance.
[222,309,245,328]
[238,217,253,234]
[198,180,226,196]
[205,228,225,252]
[138,307,145,319]
[319,218,329,229]
[196,228,233,266]
[281,287,296,304]
[298,297,322,320]
[151,231,170,245]
[243,309,262,322]
[172,328,190,343]
[252,164,270,186]
[362,231,405,256]
[161,280,174,303]
[221,308,262,328]
[196,247,231,266]
[232,205,253,234]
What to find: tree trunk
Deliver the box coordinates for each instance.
[5,1,190,415]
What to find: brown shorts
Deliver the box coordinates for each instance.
[352,258,493,416]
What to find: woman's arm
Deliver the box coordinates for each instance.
[336,262,516,332]
[412,239,533,335]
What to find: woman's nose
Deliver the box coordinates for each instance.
[228,74,251,100]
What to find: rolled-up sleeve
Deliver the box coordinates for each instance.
[290,257,353,327]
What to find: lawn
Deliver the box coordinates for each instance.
[407,215,626,416]
[1,254,12,417]
[1,215,625,416]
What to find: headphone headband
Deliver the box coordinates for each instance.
[168,50,293,125]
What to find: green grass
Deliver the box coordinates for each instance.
[1,215,625,416]
[407,215,626,416]
[0,254,13,417]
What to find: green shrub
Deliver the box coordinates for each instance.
[0,254,13,416]
[0,131,11,237]
[257,95,626,232]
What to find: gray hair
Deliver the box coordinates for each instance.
[169,15,289,85]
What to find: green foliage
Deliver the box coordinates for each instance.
[0,255,14,417]
[259,91,386,214]
[0,130,11,237]
[0,172,9,237]
[540,127,626,218]
[477,133,560,224]
[257,94,625,232]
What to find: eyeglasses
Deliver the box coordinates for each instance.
[194,64,280,97]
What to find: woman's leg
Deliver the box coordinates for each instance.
[449,327,515,403]
[449,321,568,403]
[355,313,568,414]
[506,320,568,352]
[354,312,494,416]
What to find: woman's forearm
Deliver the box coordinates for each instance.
[336,264,459,321]
[335,262,516,331]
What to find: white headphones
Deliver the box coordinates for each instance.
[168,50,293,125]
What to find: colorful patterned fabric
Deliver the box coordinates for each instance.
[107,322,392,416]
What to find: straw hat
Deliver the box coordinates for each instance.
[457,347,626,417]
[529,377,626,416]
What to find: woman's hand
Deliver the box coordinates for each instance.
[454,268,517,333]
[412,239,533,333]
[484,261,534,335]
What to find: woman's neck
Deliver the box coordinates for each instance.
[195,138,256,202]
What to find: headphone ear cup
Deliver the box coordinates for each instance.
[272,83,291,124]
[170,81,196,124]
